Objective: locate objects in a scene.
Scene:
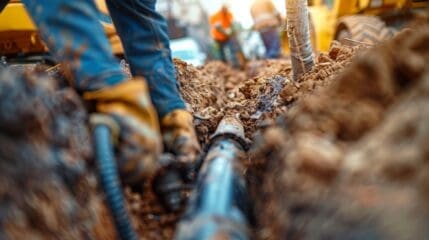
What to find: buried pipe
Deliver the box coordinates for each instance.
[175,116,252,240]
[92,122,138,240]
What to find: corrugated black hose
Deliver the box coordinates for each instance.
[93,124,138,240]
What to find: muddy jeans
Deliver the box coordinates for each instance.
[21,0,185,118]
[216,39,239,68]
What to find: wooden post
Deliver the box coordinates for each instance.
[286,0,314,81]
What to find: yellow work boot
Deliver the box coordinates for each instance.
[84,78,162,184]
[161,109,201,168]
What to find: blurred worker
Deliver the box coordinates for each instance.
[209,4,239,67]
[18,0,200,185]
[251,0,282,58]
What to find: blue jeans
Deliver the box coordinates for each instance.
[216,39,239,68]
[21,0,185,118]
[260,27,281,59]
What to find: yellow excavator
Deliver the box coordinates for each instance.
[282,0,429,52]
[0,0,123,63]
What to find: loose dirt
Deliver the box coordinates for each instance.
[249,15,429,240]
[0,67,116,239]
[177,41,359,144]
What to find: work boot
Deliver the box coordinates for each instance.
[84,78,162,184]
[161,109,201,176]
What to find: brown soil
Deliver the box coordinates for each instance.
[176,41,359,143]
[0,67,116,239]
[125,185,179,239]
[249,16,429,240]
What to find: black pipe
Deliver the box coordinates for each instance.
[175,117,251,240]
[93,124,138,240]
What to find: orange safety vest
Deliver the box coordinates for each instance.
[209,9,233,42]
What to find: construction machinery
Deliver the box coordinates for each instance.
[0,0,123,63]
[282,0,429,52]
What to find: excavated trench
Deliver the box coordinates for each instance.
[1,13,429,240]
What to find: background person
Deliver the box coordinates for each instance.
[251,0,282,59]
[209,4,240,67]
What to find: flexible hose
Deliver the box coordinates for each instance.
[93,124,138,240]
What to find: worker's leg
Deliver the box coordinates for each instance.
[106,0,200,167]
[260,28,281,59]
[216,41,227,62]
[20,0,127,91]
[105,0,185,118]
[21,0,164,184]
[226,39,240,68]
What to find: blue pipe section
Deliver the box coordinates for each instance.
[200,154,234,216]
[175,138,250,240]
[93,124,138,240]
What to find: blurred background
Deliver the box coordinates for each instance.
[155,0,287,65]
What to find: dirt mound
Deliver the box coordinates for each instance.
[250,18,429,240]
[176,43,359,143]
[125,185,179,239]
[0,66,184,240]
[0,67,116,239]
